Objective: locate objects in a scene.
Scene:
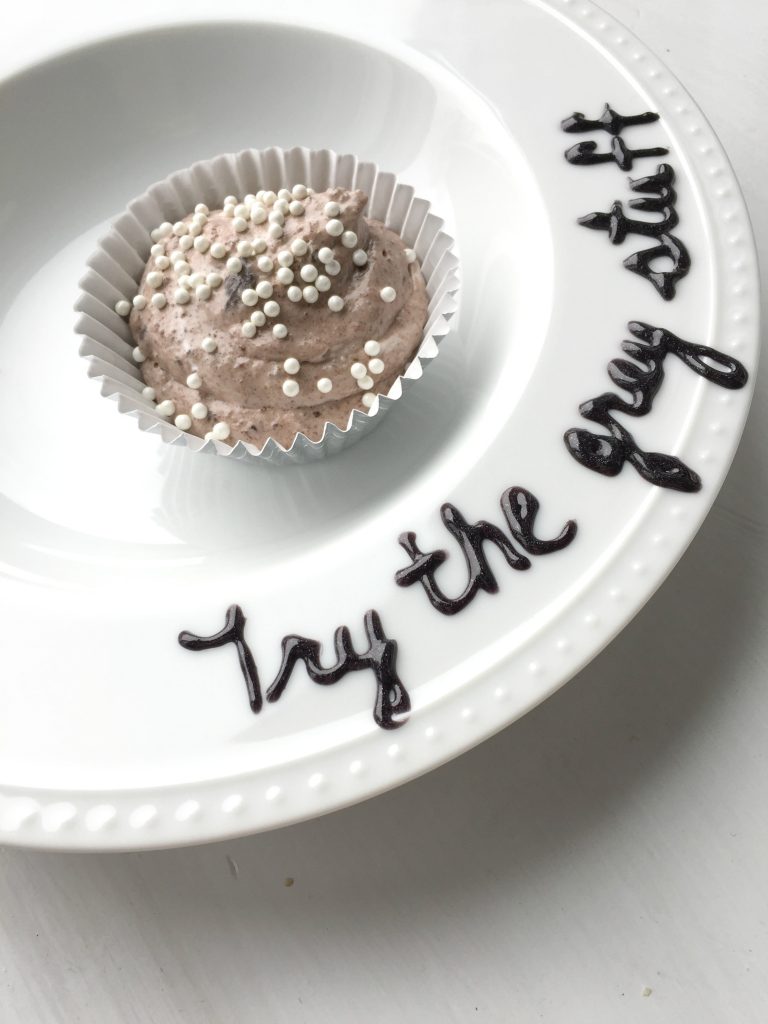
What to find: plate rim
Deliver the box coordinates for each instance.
[0,0,760,849]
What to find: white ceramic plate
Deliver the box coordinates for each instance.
[0,0,758,849]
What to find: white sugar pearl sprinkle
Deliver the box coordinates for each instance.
[276,267,294,285]
[273,199,289,216]
[206,272,223,288]
[244,194,257,205]
[150,243,164,257]
[300,264,318,283]
[170,249,184,262]
[223,195,237,206]
[283,357,300,374]
[234,203,249,219]
[193,236,210,253]
[352,249,368,267]
[156,399,175,417]
[223,204,235,218]
[328,295,344,312]
[324,201,341,217]
[115,299,131,317]
[212,422,231,441]
[194,203,209,215]
[196,284,211,300]
[380,286,396,302]
[357,375,374,390]
[282,379,300,397]
[325,259,341,276]
[174,288,191,305]
[267,224,283,239]
[350,362,367,379]
[251,310,266,326]
[192,212,207,226]
[188,222,202,237]
[151,293,167,309]
[142,386,156,401]
[241,288,259,306]
[252,238,267,255]
[290,238,308,256]
[302,285,318,303]
[277,189,292,201]
[154,255,170,269]
[210,243,227,259]
[292,184,308,199]
[250,205,267,224]
[273,323,288,340]
[289,201,305,216]
[190,273,205,287]
[318,247,334,264]
[263,300,280,317]
[315,275,330,292]
[287,286,302,302]
[257,255,273,273]
[256,281,273,299]
[237,241,253,258]
[362,392,376,408]
[368,358,384,374]
[226,257,243,273]
[172,221,186,236]
[404,248,417,263]
[317,377,333,394]
[241,321,257,338]
[341,231,357,248]
[132,346,145,362]
[364,339,381,356]
[262,191,277,206]
[191,402,208,419]
[132,295,147,310]
[186,372,202,389]
[174,261,191,277]
[178,275,193,290]
[179,235,194,251]
[277,250,294,267]
[233,217,248,233]
[326,218,343,237]
[268,210,285,226]
[157,222,173,238]
[175,414,192,430]
[201,336,217,353]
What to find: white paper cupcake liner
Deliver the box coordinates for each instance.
[75,147,460,465]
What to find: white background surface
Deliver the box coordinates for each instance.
[1,1,766,1021]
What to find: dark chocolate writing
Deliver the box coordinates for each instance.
[562,104,661,136]
[564,137,669,171]
[562,102,689,300]
[179,606,410,730]
[578,198,678,244]
[577,164,690,300]
[562,102,668,170]
[564,321,748,491]
[395,486,577,615]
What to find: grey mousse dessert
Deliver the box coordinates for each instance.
[117,184,429,449]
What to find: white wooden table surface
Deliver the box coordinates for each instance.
[1,2,766,1020]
